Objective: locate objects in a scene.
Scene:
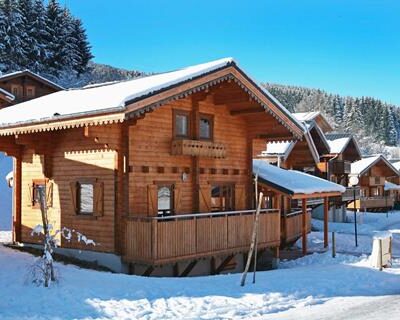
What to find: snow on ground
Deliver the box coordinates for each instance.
[1,211,400,319]
[0,230,11,243]
[0,243,399,320]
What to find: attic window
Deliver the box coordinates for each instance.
[199,113,213,140]
[26,86,35,99]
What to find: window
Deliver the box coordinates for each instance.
[31,180,46,208]
[70,179,103,216]
[199,113,213,140]
[26,86,36,99]
[77,182,94,214]
[11,85,22,99]
[211,184,235,212]
[157,184,174,216]
[173,110,190,138]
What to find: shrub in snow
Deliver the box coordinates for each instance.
[27,185,95,287]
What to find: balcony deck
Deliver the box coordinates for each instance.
[124,209,280,265]
[348,197,394,210]
[282,209,312,243]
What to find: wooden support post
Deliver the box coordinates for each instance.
[142,266,154,277]
[302,198,307,256]
[180,260,197,277]
[173,263,179,277]
[12,155,22,243]
[324,197,329,248]
[212,255,234,275]
[191,97,200,212]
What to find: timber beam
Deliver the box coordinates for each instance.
[211,255,235,275]
[179,260,197,277]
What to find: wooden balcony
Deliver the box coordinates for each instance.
[171,139,227,158]
[124,209,280,265]
[348,197,394,210]
[342,186,361,202]
[361,176,385,186]
[282,209,311,243]
[329,160,351,175]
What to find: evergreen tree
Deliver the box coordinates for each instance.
[0,0,27,72]
[72,18,93,74]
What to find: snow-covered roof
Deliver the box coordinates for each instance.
[253,159,346,195]
[264,141,294,156]
[327,137,350,154]
[0,88,14,101]
[0,58,304,136]
[0,70,64,91]
[351,155,399,176]
[293,112,321,122]
[392,161,400,171]
[384,181,400,191]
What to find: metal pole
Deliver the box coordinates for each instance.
[354,187,358,247]
[332,232,336,258]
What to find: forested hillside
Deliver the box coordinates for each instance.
[264,83,400,157]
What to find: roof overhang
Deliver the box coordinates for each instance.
[0,62,304,140]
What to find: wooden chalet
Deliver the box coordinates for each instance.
[349,155,400,211]
[253,160,345,254]
[0,70,64,109]
[0,58,308,276]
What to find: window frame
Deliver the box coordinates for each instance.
[76,178,96,216]
[31,179,47,209]
[198,113,214,141]
[11,85,22,99]
[156,182,175,217]
[173,109,191,139]
[210,183,235,212]
[26,86,36,99]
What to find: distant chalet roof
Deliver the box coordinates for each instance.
[392,161,400,171]
[351,155,399,176]
[0,70,64,91]
[384,181,400,191]
[293,111,333,133]
[0,88,14,102]
[325,132,362,157]
[253,159,345,198]
[0,58,304,138]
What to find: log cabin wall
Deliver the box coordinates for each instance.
[128,93,250,217]
[19,125,121,253]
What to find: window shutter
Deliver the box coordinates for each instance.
[93,182,104,216]
[174,184,182,214]
[69,182,78,214]
[235,184,246,211]
[199,183,211,212]
[27,184,33,207]
[147,184,158,216]
[46,182,53,208]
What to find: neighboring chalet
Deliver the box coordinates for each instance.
[349,155,400,211]
[0,58,313,276]
[319,133,363,221]
[0,70,64,109]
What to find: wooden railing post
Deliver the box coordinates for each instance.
[302,199,307,255]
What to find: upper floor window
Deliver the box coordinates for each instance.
[199,113,213,140]
[173,110,190,138]
[26,86,36,99]
[11,85,22,99]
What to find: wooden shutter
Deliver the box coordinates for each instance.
[46,182,53,208]
[147,184,158,216]
[69,181,78,214]
[199,183,211,212]
[93,181,104,217]
[235,184,246,211]
[27,184,33,207]
[174,184,182,214]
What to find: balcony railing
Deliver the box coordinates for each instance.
[124,209,280,264]
[342,186,361,201]
[329,160,351,175]
[171,139,227,158]
[360,176,385,186]
[281,209,311,243]
[348,196,394,210]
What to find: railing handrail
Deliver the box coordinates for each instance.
[125,209,279,221]
[285,208,312,218]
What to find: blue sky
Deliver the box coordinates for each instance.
[68,0,400,104]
